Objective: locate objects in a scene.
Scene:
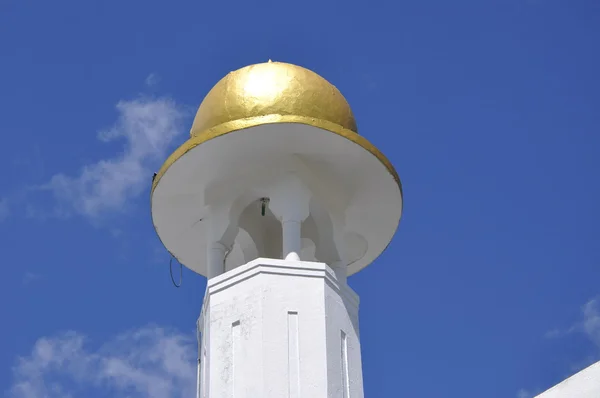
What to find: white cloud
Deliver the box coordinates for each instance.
[525,297,600,396]
[544,324,578,340]
[40,97,187,218]
[545,297,600,349]
[518,387,545,398]
[6,326,196,398]
[0,198,9,221]
[145,73,160,87]
[582,298,600,348]
[22,272,41,285]
[517,389,534,398]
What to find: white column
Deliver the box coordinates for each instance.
[205,202,237,279]
[330,260,347,285]
[282,220,302,261]
[207,242,226,279]
[268,174,311,261]
[330,217,348,285]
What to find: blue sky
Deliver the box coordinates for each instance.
[1,0,599,397]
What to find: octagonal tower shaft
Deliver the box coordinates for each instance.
[197,258,364,398]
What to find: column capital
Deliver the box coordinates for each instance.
[267,173,311,223]
[267,173,312,261]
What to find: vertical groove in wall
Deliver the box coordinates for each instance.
[288,311,300,398]
[202,348,207,398]
[232,320,241,398]
[341,330,350,398]
[197,357,201,398]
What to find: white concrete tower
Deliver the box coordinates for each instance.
[151,61,403,398]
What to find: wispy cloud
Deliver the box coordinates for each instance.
[37,97,188,219]
[517,389,534,398]
[582,298,600,348]
[145,73,160,88]
[523,297,600,397]
[544,297,600,348]
[518,386,546,398]
[544,324,579,340]
[6,326,196,398]
[22,272,41,286]
[0,198,9,221]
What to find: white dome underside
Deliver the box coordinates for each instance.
[151,122,402,276]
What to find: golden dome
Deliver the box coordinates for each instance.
[190,61,358,137]
[151,61,401,194]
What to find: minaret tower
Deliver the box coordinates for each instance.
[151,61,403,398]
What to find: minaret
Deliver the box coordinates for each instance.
[151,62,403,398]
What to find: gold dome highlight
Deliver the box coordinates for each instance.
[190,61,358,137]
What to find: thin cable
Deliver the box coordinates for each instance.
[223,246,232,272]
[169,256,182,288]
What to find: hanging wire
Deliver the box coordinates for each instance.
[223,246,232,267]
[169,256,182,288]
